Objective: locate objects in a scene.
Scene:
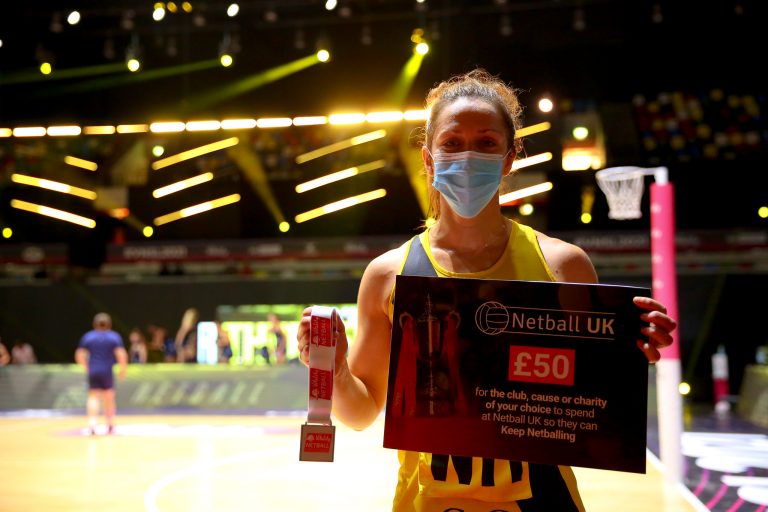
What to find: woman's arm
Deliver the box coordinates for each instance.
[298,247,403,431]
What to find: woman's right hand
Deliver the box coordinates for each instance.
[297,306,349,375]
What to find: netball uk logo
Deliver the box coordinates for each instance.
[474,301,617,340]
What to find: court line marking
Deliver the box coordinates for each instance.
[143,448,285,512]
[646,448,711,512]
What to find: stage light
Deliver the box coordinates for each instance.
[279,222,290,233]
[67,11,81,25]
[256,118,292,128]
[116,124,148,133]
[153,6,166,21]
[317,49,330,62]
[220,54,233,67]
[325,0,337,10]
[511,152,553,171]
[516,122,551,138]
[40,62,52,75]
[538,98,554,113]
[295,129,386,164]
[0,129,11,137]
[227,3,239,17]
[143,226,154,237]
[167,2,178,13]
[415,42,429,55]
[11,174,98,200]
[47,126,81,136]
[295,159,386,193]
[572,126,589,140]
[758,206,768,219]
[2,228,11,239]
[329,113,365,125]
[151,137,239,170]
[11,199,96,228]
[499,182,553,205]
[154,193,241,226]
[404,110,428,121]
[519,203,534,216]
[295,189,387,223]
[293,116,327,126]
[83,125,116,135]
[12,127,46,137]
[150,121,185,133]
[221,119,256,130]
[185,120,221,131]
[366,111,404,123]
[152,172,214,198]
[64,155,98,171]
[182,2,193,12]
[152,145,165,157]
[126,35,141,71]
[678,382,691,395]
[107,208,130,219]
[581,213,592,224]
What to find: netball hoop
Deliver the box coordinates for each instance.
[595,166,665,220]
[596,165,682,484]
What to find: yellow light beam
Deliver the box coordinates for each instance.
[511,152,553,171]
[189,54,320,111]
[11,173,97,200]
[152,172,214,198]
[153,193,241,226]
[226,139,286,226]
[295,159,386,193]
[386,51,426,108]
[151,137,239,170]
[515,122,551,139]
[295,129,387,164]
[64,156,98,171]
[295,189,387,224]
[10,199,96,228]
[83,125,116,135]
[499,182,553,204]
[47,125,82,136]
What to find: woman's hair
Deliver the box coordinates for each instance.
[418,68,524,220]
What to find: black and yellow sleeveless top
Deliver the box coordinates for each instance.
[387,222,586,512]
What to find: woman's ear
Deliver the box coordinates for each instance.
[503,150,517,177]
[422,146,434,177]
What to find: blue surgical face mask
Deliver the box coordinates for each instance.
[430,150,508,218]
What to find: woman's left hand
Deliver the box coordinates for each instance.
[633,296,677,363]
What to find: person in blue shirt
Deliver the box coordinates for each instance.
[75,312,128,435]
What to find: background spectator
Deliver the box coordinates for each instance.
[11,340,37,364]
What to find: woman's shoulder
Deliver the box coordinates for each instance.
[534,230,598,283]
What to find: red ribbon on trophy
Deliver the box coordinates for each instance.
[299,306,337,462]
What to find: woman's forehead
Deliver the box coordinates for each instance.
[433,97,505,131]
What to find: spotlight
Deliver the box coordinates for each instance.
[538,97,554,113]
[40,62,53,75]
[279,222,290,233]
[67,11,81,25]
[126,35,141,72]
[220,54,233,67]
[2,228,11,239]
[317,49,330,62]
[182,2,193,12]
[153,6,166,21]
[325,0,337,10]
[415,42,429,55]
[227,3,239,17]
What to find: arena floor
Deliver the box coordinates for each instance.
[0,413,705,512]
